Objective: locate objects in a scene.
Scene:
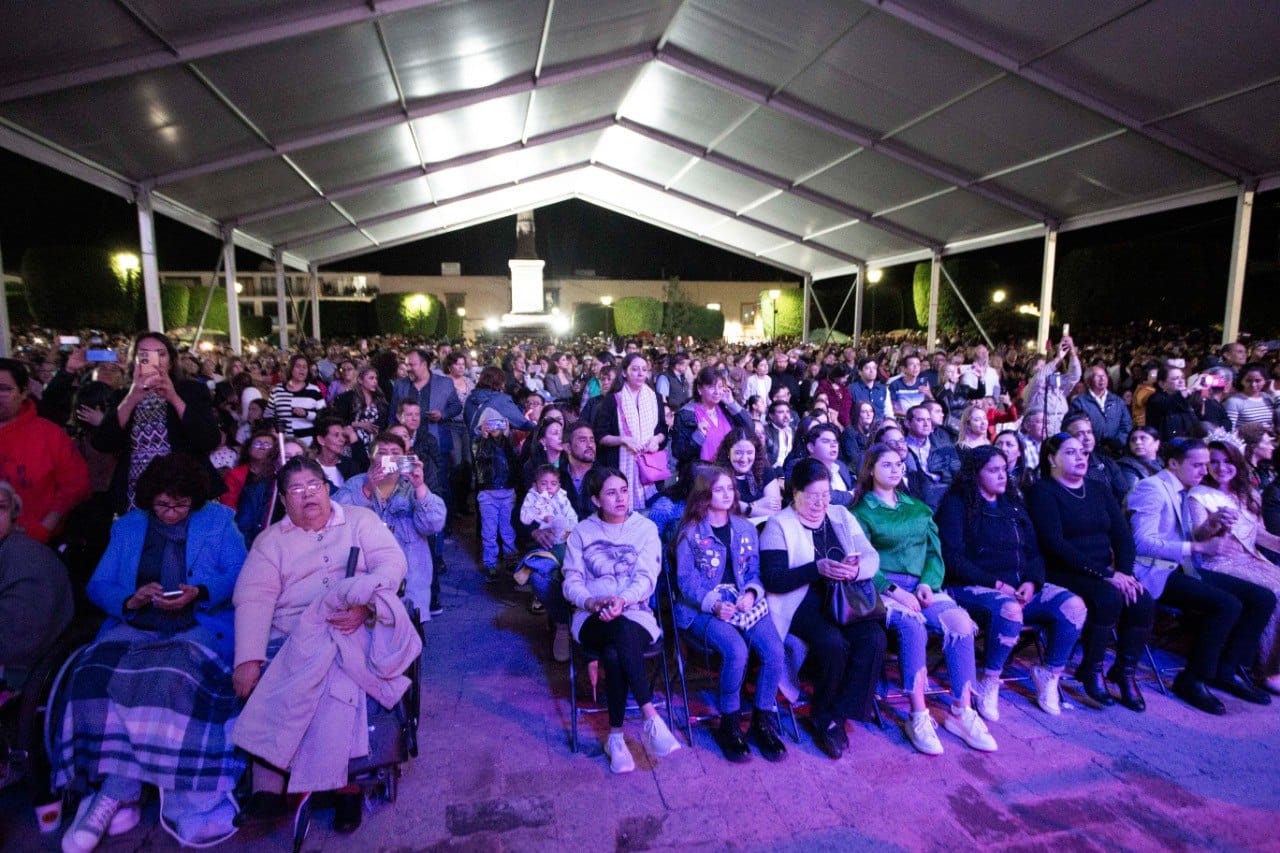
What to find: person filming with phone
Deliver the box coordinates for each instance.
[333,431,446,618]
[94,333,223,513]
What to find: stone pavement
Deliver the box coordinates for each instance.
[4,521,1279,852]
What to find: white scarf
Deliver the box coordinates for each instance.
[616,384,659,510]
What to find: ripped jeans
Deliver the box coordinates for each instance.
[948,583,1085,675]
[882,572,977,700]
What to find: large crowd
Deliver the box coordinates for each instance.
[2,321,1280,846]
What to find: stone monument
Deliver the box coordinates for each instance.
[508,210,545,315]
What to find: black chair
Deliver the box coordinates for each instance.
[567,582,675,754]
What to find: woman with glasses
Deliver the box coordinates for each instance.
[1027,433,1153,711]
[57,454,247,853]
[232,456,409,832]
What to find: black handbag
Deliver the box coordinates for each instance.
[824,578,885,626]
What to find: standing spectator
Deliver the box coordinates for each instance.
[1021,338,1080,434]
[1146,364,1206,442]
[656,353,693,412]
[820,364,855,425]
[888,354,931,417]
[743,357,772,405]
[324,360,357,404]
[1225,364,1274,430]
[334,432,446,618]
[442,352,476,512]
[263,354,326,446]
[672,367,752,476]
[543,352,575,405]
[473,411,519,577]
[592,354,668,512]
[1068,363,1133,454]
[0,358,90,543]
[333,366,389,452]
[94,334,222,514]
[390,349,462,473]
[961,344,1002,399]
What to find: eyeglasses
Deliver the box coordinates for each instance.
[285,481,326,497]
[251,440,275,450]
[153,500,193,513]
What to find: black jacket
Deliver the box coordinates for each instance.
[670,401,752,472]
[590,391,668,470]
[934,491,1045,590]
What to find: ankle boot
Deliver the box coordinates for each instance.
[750,709,787,762]
[713,711,750,763]
[1108,628,1148,711]
[1077,660,1115,707]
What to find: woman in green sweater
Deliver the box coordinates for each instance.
[851,443,996,757]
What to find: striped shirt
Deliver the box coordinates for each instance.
[263,382,326,444]
[1225,394,1273,430]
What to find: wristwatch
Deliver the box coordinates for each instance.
[885,583,898,595]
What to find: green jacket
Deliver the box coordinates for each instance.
[850,492,945,593]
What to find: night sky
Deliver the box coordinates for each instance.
[2,145,1276,327]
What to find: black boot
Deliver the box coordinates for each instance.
[712,711,750,763]
[1106,663,1146,712]
[333,792,363,834]
[750,709,787,762]
[1076,660,1115,707]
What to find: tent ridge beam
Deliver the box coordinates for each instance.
[615,118,939,251]
[860,0,1248,181]
[233,115,615,226]
[655,44,1052,225]
[151,42,654,187]
[0,0,451,104]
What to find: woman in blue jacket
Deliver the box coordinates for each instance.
[935,446,1086,721]
[673,465,786,763]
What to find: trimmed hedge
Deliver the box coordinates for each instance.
[160,284,190,330]
[5,284,34,328]
[317,300,376,337]
[375,293,442,337]
[758,289,802,339]
[613,296,663,336]
[678,305,725,339]
[573,303,610,336]
[240,313,273,340]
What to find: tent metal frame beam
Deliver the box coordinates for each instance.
[591,163,865,268]
[852,266,866,348]
[1037,227,1057,353]
[234,116,615,226]
[151,43,655,186]
[861,0,1248,181]
[283,161,591,251]
[1222,185,1255,344]
[0,0,452,104]
[616,119,938,251]
[655,45,1053,226]
[137,190,163,331]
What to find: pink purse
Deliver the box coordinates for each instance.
[616,395,669,485]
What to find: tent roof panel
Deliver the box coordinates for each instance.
[324,177,436,224]
[543,0,681,67]
[523,65,641,139]
[410,92,529,162]
[1030,0,1280,124]
[882,189,1034,245]
[1155,84,1280,178]
[761,242,851,280]
[126,0,357,49]
[381,0,543,101]
[799,149,951,216]
[0,66,258,178]
[745,194,855,239]
[784,10,999,139]
[715,108,858,185]
[671,161,779,213]
[666,0,865,91]
[163,158,314,221]
[0,0,149,82]
[243,204,353,245]
[593,126,697,186]
[285,124,422,198]
[426,134,602,200]
[619,63,756,149]
[192,21,398,140]
[988,132,1227,220]
[808,221,922,262]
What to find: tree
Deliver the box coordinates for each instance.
[911,257,1001,335]
[21,246,133,329]
[613,296,663,336]
[661,276,691,336]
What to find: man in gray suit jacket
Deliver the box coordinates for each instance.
[1127,438,1275,713]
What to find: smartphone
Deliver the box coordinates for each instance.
[86,350,118,363]
[380,455,399,476]
[159,589,184,599]
[484,418,509,432]
[1061,323,1070,338]
[137,350,152,367]
[395,455,416,474]
[58,335,80,346]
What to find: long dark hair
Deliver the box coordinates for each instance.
[947,444,1022,524]
[1038,432,1074,479]
[676,465,736,544]
[610,353,648,394]
[714,426,767,496]
[128,332,180,383]
[1205,439,1260,516]
[583,466,627,517]
[853,442,903,504]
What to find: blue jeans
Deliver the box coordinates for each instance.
[949,583,1086,674]
[687,612,785,714]
[477,488,515,568]
[883,572,977,700]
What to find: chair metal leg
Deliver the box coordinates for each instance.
[672,637,694,743]
[568,647,578,753]
[782,698,801,744]
[1144,644,1168,695]
[657,642,676,736]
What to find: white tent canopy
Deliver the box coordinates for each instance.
[1,0,1277,349]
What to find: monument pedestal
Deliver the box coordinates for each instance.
[509,259,545,314]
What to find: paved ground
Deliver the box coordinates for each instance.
[4,519,1280,852]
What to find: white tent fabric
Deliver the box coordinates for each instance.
[0,0,1277,280]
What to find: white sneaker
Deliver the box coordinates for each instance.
[1031,666,1062,715]
[604,732,635,774]
[1264,673,1280,696]
[974,676,1001,722]
[905,710,944,756]
[641,715,682,760]
[107,803,141,837]
[944,706,998,752]
[62,792,121,853]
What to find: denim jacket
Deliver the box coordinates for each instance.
[672,515,763,629]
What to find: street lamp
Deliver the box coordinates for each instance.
[992,289,1007,304]
[456,307,466,317]
[866,268,883,284]
[600,295,613,306]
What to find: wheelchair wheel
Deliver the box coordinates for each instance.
[11,635,81,793]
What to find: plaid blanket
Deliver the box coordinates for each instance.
[50,639,243,792]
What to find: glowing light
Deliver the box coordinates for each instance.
[112,252,140,278]
[456,307,466,317]
[234,282,244,294]
[248,345,259,355]
[768,289,781,300]
[405,294,430,314]
[1016,303,1041,316]
[1026,340,1037,350]
[484,317,500,332]
[600,295,613,306]
[552,317,571,335]
[706,303,721,311]
[992,290,1007,304]
[866,269,883,284]
[199,341,215,352]
[550,307,561,316]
